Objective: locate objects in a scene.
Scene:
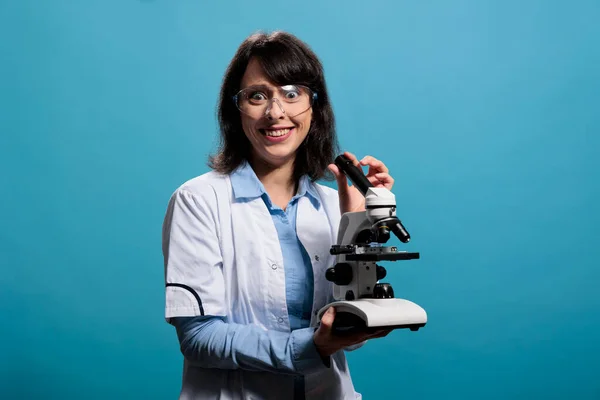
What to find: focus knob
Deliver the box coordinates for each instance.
[325,263,353,286]
[376,265,387,280]
[373,283,394,299]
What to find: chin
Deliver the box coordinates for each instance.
[262,151,297,165]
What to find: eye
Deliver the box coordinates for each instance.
[247,91,267,103]
[281,85,301,100]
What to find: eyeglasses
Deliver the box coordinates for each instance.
[233,84,317,118]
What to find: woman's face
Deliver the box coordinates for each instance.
[238,58,313,169]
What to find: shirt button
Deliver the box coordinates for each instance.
[271,263,278,270]
[277,317,284,323]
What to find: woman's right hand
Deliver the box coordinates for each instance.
[313,307,391,358]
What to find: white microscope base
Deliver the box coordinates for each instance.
[317,298,427,332]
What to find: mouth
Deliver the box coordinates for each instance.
[259,127,294,142]
[260,127,293,137]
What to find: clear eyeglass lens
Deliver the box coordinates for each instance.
[236,85,314,117]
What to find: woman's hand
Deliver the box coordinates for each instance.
[327,151,395,214]
[313,307,391,358]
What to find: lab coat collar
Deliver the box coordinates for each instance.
[230,161,320,209]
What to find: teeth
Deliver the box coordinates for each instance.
[265,128,291,137]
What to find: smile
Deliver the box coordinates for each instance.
[259,127,294,142]
[261,128,293,137]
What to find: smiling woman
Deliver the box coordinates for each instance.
[237,58,315,178]
[161,30,396,400]
[210,32,338,184]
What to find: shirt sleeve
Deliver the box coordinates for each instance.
[171,316,330,376]
[162,187,226,320]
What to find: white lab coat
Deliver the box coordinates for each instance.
[162,170,362,400]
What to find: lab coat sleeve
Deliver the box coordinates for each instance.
[163,187,226,320]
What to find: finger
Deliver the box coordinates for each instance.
[368,172,394,189]
[343,151,362,168]
[360,156,389,174]
[367,329,393,339]
[327,163,341,180]
[328,164,350,195]
[366,175,385,188]
[339,332,372,347]
[336,328,389,346]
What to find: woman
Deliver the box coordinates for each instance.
[162,31,395,399]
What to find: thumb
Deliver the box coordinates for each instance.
[319,307,336,334]
[328,164,349,194]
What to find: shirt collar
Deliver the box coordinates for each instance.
[230,161,321,209]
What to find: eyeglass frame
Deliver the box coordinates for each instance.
[232,84,318,118]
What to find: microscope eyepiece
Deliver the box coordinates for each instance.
[335,155,373,196]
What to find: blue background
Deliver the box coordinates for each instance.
[1,0,599,398]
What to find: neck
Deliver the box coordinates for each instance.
[249,155,297,205]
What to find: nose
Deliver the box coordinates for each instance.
[264,98,286,120]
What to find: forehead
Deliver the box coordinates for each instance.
[240,58,276,88]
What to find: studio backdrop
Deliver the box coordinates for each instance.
[1,1,599,399]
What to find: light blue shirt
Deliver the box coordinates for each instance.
[171,162,323,399]
[229,162,318,329]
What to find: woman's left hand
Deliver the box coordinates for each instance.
[327,151,395,214]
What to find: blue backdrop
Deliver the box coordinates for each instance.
[1,0,599,398]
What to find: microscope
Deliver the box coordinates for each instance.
[317,155,427,334]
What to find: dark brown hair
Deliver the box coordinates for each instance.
[209,31,339,182]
